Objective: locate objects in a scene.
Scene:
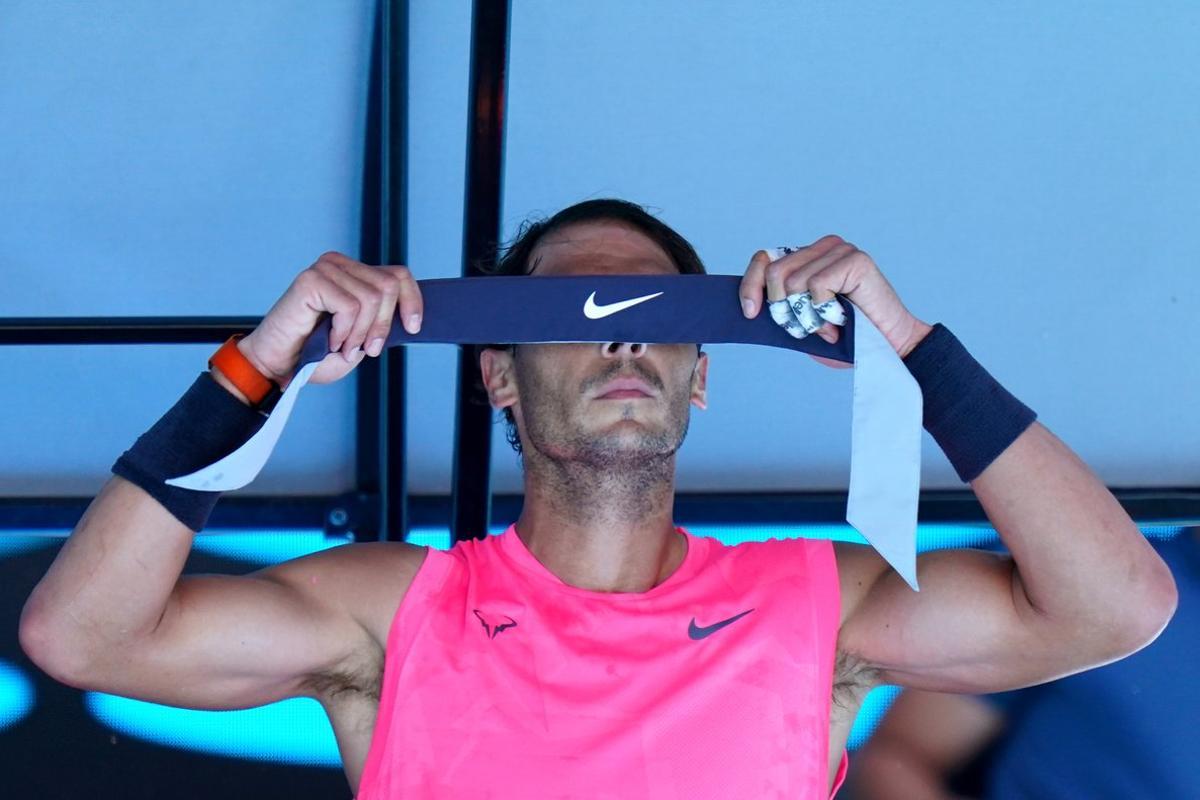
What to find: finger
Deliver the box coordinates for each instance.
[814,319,840,344]
[313,259,384,358]
[806,263,848,337]
[350,265,410,356]
[772,241,855,342]
[809,353,852,369]
[340,272,386,358]
[765,258,789,303]
[360,271,401,356]
[763,234,844,266]
[764,235,845,302]
[782,242,856,297]
[321,257,424,355]
[361,265,423,351]
[302,266,361,355]
[768,298,808,339]
[322,259,422,349]
[813,297,847,326]
[809,247,857,331]
[806,249,860,342]
[786,291,825,335]
[317,250,393,281]
[739,250,772,318]
[387,265,423,335]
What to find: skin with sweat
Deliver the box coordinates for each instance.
[480,220,710,594]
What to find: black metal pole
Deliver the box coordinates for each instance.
[0,317,260,345]
[0,495,352,532]
[355,0,410,543]
[353,2,385,543]
[380,0,410,544]
[451,0,510,544]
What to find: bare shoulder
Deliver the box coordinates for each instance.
[256,540,430,651]
[831,541,890,627]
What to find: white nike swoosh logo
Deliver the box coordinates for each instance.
[583,290,664,319]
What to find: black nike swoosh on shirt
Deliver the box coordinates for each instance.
[688,608,755,640]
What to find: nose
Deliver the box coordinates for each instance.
[599,341,647,359]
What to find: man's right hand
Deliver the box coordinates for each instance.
[237,251,424,389]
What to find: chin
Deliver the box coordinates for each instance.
[589,422,683,455]
[590,416,659,438]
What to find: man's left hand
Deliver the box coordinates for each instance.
[738,234,934,367]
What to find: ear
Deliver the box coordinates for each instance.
[480,347,519,410]
[690,350,709,411]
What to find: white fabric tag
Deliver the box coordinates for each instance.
[845,300,922,590]
[763,246,921,590]
[165,361,319,492]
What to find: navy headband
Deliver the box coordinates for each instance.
[295,275,857,365]
[169,274,922,589]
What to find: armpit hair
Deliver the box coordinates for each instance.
[832,648,881,710]
[300,650,383,703]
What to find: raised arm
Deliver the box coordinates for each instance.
[21,476,423,709]
[837,418,1176,693]
[737,235,1177,694]
[19,252,425,708]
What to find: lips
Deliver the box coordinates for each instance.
[594,376,657,399]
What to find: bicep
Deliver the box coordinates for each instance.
[67,544,415,711]
[836,543,1070,693]
[74,571,365,710]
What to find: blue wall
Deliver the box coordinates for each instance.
[2,2,1196,498]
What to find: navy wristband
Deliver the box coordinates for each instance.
[111,371,267,532]
[902,323,1037,483]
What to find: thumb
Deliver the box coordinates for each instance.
[309,346,366,385]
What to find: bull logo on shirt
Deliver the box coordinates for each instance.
[473,608,518,639]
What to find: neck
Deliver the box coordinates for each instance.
[515,452,685,593]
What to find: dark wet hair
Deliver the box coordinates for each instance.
[477,198,706,455]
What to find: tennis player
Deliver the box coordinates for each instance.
[20,200,1177,799]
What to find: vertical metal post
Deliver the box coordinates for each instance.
[452,0,510,543]
[356,0,409,543]
[380,0,410,543]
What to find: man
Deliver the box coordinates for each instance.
[847,528,1200,800]
[18,199,1176,799]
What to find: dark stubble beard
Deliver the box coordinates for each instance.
[517,355,693,526]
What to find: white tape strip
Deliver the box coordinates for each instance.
[762,246,921,590]
[788,291,824,334]
[165,361,320,491]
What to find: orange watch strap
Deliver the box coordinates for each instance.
[208,334,278,406]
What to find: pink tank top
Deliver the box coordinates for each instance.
[356,524,847,799]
